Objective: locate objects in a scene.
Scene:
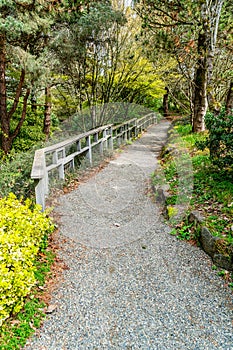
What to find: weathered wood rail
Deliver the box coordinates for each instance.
[31,112,157,210]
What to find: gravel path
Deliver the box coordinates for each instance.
[26,120,233,350]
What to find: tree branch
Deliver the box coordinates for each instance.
[11,88,30,139]
[7,69,26,120]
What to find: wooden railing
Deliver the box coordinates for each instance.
[31,112,157,210]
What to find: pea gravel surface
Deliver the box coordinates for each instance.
[25,120,233,350]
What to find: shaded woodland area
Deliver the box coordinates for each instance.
[0,0,232,155]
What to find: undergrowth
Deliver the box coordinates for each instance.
[154,119,233,244]
[0,195,55,350]
[0,250,55,350]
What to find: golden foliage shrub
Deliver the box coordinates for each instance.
[0,194,54,325]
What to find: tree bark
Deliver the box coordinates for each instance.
[163,86,169,118]
[0,33,31,153]
[0,34,9,153]
[225,81,233,116]
[192,32,207,132]
[43,86,52,140]
[206,0,224,114]
[11,89,30,140]
[192,0,224,129]
[31,85,37,113]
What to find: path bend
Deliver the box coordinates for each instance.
[26,120,233,350]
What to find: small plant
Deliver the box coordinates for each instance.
[218,270,226,277]
[167,205,178,219]
[176,223,193,240]
[0,297,46,350]
[126,140,133,145]
[170,228,177,236]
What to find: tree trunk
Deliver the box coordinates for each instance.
[43,86,52,140]
[192,32,208,132]
[0,34,9,154]
[206,0,224,114]
[31,85,37,113]
[0,33,30,154]
[192,1,224,132]
[225,81,233,116]
[192,59,207,132]
[163,86,169,118]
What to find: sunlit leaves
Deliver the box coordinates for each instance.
[0,193,54,325]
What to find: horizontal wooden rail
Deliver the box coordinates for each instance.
[31,112,157,210]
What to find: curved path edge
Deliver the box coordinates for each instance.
[26,120,233,350]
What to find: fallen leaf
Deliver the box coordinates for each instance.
[10,320,20,326]
[45,304,58,314]
[29,322,37,331]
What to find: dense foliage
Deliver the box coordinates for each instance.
[135,0,233,131]
[197,110,233,167]
[153,120,233,246]
[0,149,37,200]
[0,0,168,154]
[0,194,54,326]
[0,0,231,154]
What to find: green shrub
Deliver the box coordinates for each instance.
[0,193,54,326]
[0,150,36,200]
[197,110,233,168]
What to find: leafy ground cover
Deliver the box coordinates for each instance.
[153,118,233,284]
[0,251,54,350]
[0,195,57,350]
[0,248,56,350]
[160,121,232,241]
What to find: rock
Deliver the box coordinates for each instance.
[200,227,233,271]
[200,227,220,257]
[188,211,204,225]
[213,254,233,271]
[160,146,174,158]
[156,188,166,205]
[155,186,170,205]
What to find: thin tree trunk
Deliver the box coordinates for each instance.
[43,86,52,140]
[1,68,29,153]
[0,31,29,154]
[31,85,37,113]
[11,88,30,140]
[192,32,208,132]
[163,87,169,118]
[225,81,233,116]
[0,34,9,153]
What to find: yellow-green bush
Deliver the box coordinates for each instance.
[0,193,54,326]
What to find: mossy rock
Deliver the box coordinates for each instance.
[200,227,233,270]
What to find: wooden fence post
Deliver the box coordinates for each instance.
[109,126,113,150]
[86,135,92,165]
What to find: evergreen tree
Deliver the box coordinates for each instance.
[0,0,53,154]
